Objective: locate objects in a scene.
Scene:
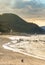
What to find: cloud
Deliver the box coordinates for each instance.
[10,0,45,9]
[0,0,45,9]
[0,0,45,20]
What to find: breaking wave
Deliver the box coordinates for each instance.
[2,35,45,60]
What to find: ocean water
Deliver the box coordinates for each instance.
[2,35,45,60]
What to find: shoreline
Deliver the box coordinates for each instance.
[0,35,45,65]
[3,43,45,61]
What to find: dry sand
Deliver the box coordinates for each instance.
[0,35,45,65]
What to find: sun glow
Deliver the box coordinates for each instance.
[23,18,45,26]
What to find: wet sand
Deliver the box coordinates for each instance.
[0,35,45,65]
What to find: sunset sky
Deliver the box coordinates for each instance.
[0,0,45,26]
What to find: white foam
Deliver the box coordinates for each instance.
[8,36,30,40]
[3,44,45,60]
[2,35,45,60]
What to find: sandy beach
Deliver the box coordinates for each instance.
[0,35,45,65]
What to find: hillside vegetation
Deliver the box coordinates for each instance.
[0,13,44,34]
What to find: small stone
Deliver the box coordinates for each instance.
[21,59,24,63]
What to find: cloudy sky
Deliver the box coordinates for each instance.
[0,0,45,26]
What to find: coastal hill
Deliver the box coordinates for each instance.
[41,26,45,31]
[0,13,44,34]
